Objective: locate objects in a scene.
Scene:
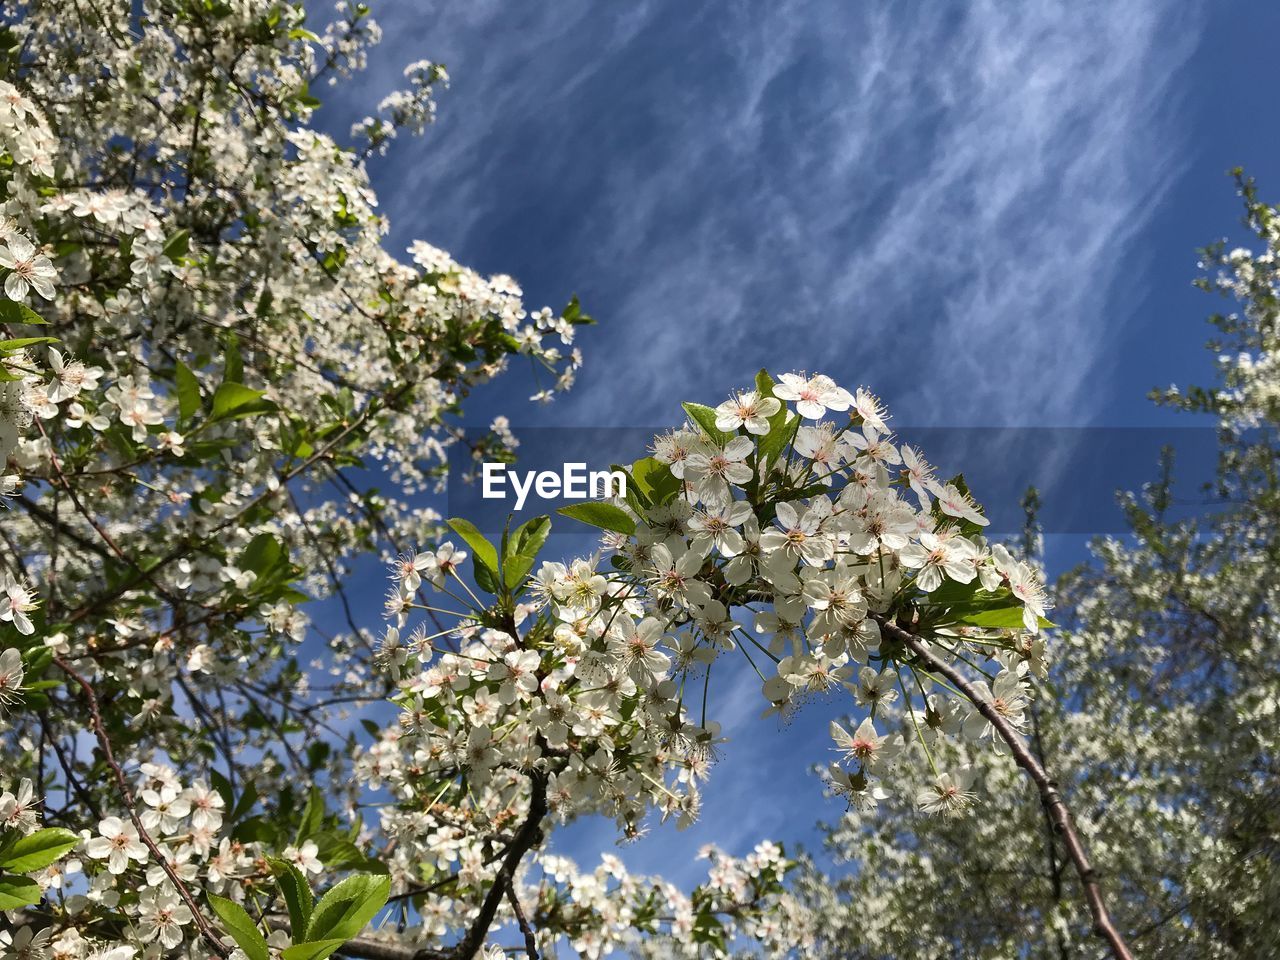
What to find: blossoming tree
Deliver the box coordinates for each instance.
[783,173,1280,958]
[0,3,1181,960]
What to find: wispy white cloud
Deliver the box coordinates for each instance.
[334,0,1201,428]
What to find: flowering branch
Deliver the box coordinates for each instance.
[54,656,232,958]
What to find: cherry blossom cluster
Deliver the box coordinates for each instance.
[529,842,812,959]
[0,2,597,957]
[1,760,334,958]
[519,370,1055,814]
[1,78,61,498]
[1170,177,1280,429]
[352,60,450,154]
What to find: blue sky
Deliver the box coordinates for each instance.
[316,1,1280,888]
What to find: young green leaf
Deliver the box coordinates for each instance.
[0,301,47,325]
[446,517,500,593]
[0,827,79,873]
[445,518,498,572]
[629,456,682,506]
[268,856,314,938]
[210,382,275,422]
[208,893,270,960]
[472,559,500,596]
[560,294,595,325]
[209,769,234,813]
[230,777,260,823]
[508,514,551,559]
[956,607,1055,629]
[175,360,200,425]
[305,873,391,943]
[504,514,551,589]
[0,336,58,351]
[312,832,368,870]
[757,408,798,469]
[557,501,635,536]
[163,228,191,259]
[681,401,735,445]
[0,875,41,910]
[240,534,286,580]
[281,940,348,960]
[295,786,326,844]
[754,367,775,397]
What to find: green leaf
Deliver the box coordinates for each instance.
[955,607,1055,629]
[0,874,41,910]
[231,815,278,844]
[306,873,391,943]
[296,786,325,844]
[758,408,798,470]
[0,336,57,351]
[210,382,275,421]
[446,518,498,571]
[240,534,286,580]
[268,857,314,937]
[509,514,551,558]
[281,940,348,960]
[312,832,366,870]
[628,456,682,506]
[925,577,984,606]
[21,644,52,675]
[754,368,775,398]
[754,371,798,467]
[0,301,47,325]
[224,335,245,385]
[0,827,78,872]
[208,893,269,960]
[953,606,1027,629]
[560,294,595,325]
[473,559,499,596]
[209,769,234,812]
[175,361,200,425]
[295,82,322,110]
[557,502,635,536]
[163,229,190,259]
[504,515,551,589]
[231,778,260,822]
[446,517,500,593]
[682,401,735,445]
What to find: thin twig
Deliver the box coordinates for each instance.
[505,879,540,960]
[880,620,1134,960]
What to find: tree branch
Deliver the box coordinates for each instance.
[451,769,548,960]
[881,621,1135,960]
